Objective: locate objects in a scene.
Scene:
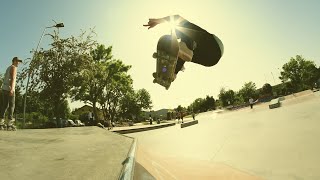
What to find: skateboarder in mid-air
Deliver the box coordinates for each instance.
[144,15,224,82]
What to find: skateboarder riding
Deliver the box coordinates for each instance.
[144,15,224,81]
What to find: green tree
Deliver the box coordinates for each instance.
[20,30,96,121]
[234,91,245,105]
[118,88,152,122]
[119,90,139,120]
[261,83,272,95]
[188,98,203,113]
[175,105,184,112]
[136,88,153,111]
[238,81,258,102]
[218,88,236,107]
[71,44,113,123]
[280,55,319,92]
[99,60,133,122]
[0,73,3,87]
[0,73,3,111]
[203,95,216,111]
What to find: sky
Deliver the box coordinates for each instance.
[1,0,320,111]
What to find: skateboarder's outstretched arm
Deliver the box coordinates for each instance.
[143,15,210,40]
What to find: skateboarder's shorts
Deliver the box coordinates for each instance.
[175,34,223,74]
[192,34,223,67]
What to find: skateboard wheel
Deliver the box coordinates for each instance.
[152,52,157,58]
[152,72,157,78]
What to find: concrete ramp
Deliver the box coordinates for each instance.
[284,89,313,100]
[0,127,134,180]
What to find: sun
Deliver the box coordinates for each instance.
[166,15,183,36]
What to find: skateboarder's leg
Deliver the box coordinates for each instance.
[170,17,223,67]
[173,35,196,77]
[178,41,194,62]
[0,90,9,126]
[192,34,223,67]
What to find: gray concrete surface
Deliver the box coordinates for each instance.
[0,127,134,180]
[129,91,320,180]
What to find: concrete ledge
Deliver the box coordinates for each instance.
[112,122,176,134]
[269,98,281,109]
[181,120,198,128]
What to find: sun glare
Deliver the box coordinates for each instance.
[167,15,179,36]
[169,16,178,30]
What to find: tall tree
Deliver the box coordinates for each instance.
[99,60,132,122]
[0,73,3,87]
[218,88,236,107]
[203,95,216,111]
[261,83,272,95]
[119,88,152,122]
[238,81,258,102]
[189,98,204,113]
[119,90,139,120]
[135,88,153,111]
[20,30,96,121]
[71,44,113,123]
[280,55,319,92]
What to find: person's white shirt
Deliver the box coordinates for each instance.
[249,98,254,104]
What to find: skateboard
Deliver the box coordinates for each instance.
[152,35,179,90]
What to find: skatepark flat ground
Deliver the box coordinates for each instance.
[130,91,320,180]
[0,127,134,180]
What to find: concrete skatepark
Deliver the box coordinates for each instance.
[130,90,320,180]
[0,90,319,180]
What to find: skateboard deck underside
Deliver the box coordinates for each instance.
[153,35,179,90]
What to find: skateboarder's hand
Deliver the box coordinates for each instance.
[9,89,14,96]
[143,18,165,29]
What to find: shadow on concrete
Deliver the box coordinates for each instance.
[134,162,156,180]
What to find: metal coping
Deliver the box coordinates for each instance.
[118,138,137,180]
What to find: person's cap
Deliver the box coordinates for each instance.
[12,57,23,63]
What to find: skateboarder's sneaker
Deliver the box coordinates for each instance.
[0,119,4,125]
[7,119,16,131]
[0,119,5,130]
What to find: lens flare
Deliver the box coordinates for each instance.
[162,66,167,72]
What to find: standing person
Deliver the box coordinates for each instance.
[181,112,184,123]
[0,57,22,130]
[176,112,180,123]
[144,15,224,81]
[249,97,254,109]
[149,114,152,125]
[192,112,195,120]
[108,120,112,130]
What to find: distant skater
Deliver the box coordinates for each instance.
[249,97,254,109]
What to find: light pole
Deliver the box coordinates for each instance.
[22,22,64,128]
